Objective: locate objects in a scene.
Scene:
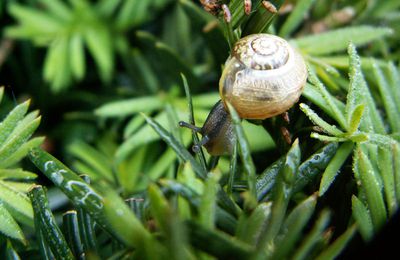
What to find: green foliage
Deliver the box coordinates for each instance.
[279,0,316,37]
[6,0,172,92]
[0,87,43,245]
[29,185,74,259]
[301,48,399,243]
[1,0,400,258]
[293,26,392,55]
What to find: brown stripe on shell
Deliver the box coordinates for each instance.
[233,34,289,70]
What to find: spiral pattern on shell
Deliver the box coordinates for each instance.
[219,34,307,119]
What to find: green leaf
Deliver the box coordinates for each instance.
[8,182,34,193]
[44,37,72,92]
[0,180,33,227]
[116,0,146,29]
[0,137,44,168]
[377,147,397,216]
[315,56,387,70]
[302,83,346,121]
[316,225,356,260]
[374,1,400,16]
[147,148,179,181]
[95,96,164,117]
[236,202,272,244]
[299,103,344,136]
[227,102,257,207]
[135,31,198,88]
[63,211,85,258]
[76,178,98,254]
[146,187,171,238]
[352,195,373,241]
[0,168,37,180]
[67,141,113,182]
[0,117,41,164]
[347,104,365,135]
[96,0,122,17]
[244,120,275,152]
[129,48,160,93]
[12,110,40,135]
[39,0,72,22]
[394,144,400,204]
[364,133,397,148]
[347,44,386,134]
[160,179,201,206]
[142,114,207,179]
[5,240,22,259]
[185,220,253,259]
[354,147,387,231]
[7,4,63,36]
[28,147,151,248]
[0,201,26,243]
[279,0,316,37]
[226,0,252,30]
[118,146,149,193]
[35,218,54,260]
[293,26,392,55]
[116,111,169,161]
[294,142,339,193]
[0,100,30,147]
[256,157,284,201]
[319,142,353,196]
[310,133,348,142]
[69,34,85,80]
[123,114,147,138]
[348,133,368,143]
[84,25,113,82]
[181,74,208,173]
[387,62,400,115]
[243,0,285,35]
[255,140,301,256]
[43,39,61,82]
[148,184,186,260]
[346,44,366,130]
[372,61,400,132]
[198,172,220,228]
[29,185,74,259]
[272,194,317,260]
[293,210,331,260]
[281,139,301,185]
[0,87,4,103]
[162,5,192,63]
[307,69,347,129]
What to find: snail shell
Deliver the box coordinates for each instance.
[219,34,307,119]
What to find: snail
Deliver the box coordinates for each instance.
[180,33,307,156]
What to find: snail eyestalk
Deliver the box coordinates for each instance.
[179,121,202,132]
[179,100,235,156]
[192,136,210,153]
[179,121,211,154]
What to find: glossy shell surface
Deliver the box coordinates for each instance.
[219,34,307,119]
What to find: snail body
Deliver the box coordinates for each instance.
[179,100,234,156]
[198,100,235,155]
[180,34,307,155]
